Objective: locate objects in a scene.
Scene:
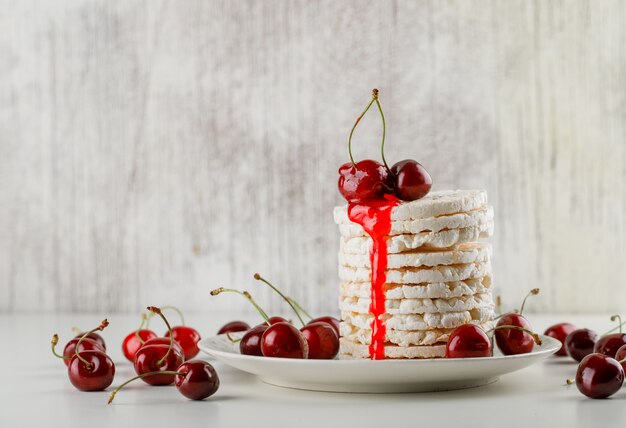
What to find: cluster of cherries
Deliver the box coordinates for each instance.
[212,274,341,360]
[51,307,220,403]
[543,316,626,399]
[337,89,432,203]
[445,289,543,358]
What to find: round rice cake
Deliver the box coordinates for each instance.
[339,242,492,269]
[338,338,446,359]
[340,225,493,254]
[339,276,492,299]
[341,307,495,331]
[339,320,495,347]
[339,293,494,315]
[338,261,492,284]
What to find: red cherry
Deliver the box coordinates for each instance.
[565,329,598,362]
[62,338,104,367]
[122,329,157,362]
[575,353,624,399]
[593,333,626,358]
[73,332,106,351]
[134,344,184,385]
[240,324,269,356]
[165,326,201,360]
[615,345,626,372]
[174,360,220,400]
[544,323,576,356]
[307,316,340,336]
[338,160,394,202]
[261,322,309,359]
[217,321,250,335]
[446,324,492,358]
[390,159,432,201]
[495,314,535,355]
[300,322,339,359]
[68,350,115,391]
[142,337,183,355]
[266,316,290,325]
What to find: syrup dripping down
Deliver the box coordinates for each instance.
[347,195,398,360]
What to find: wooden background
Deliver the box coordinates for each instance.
[1,0,625,315]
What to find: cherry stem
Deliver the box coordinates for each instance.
[602,320,626,336]
[211,288,271,325]
[226,333,242,343]
[347,89,379,167]
[147,307,174,367]
[75,319,109,369]
[610,315,623,334]
[135,313,148,345]
[519,288,540,315]
[50,334,71,360]
[373,93,389,170]
[254,273,305,326]
[161,306,186,326]
[287,297,312,320]
[108,370,186,404]
[488,325,543,345]
[566,378,574,385]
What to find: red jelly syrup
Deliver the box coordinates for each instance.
[347,194,399,360]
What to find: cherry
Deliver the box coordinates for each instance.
[543,323,576,356]
[64,319,115,392]
[300,322,339,359]
[338,160,394,202]
[308,316,341,336]
[122,329,157,362]
[73,331,106,351]
[166,326,201,360]
[109,360,220,404]
[68,350,115,392]
[390,160,432,201]
[446,324,492,358]
[56,337,104,367]
[565,329,598,362]
[594,333,626,358]
[134,307,185,385]
[615,345,626,372]
[217,321,251,335]
[575,353,624,399]
[240,324,269,356]
[261,322,309,359]
[174,360,220,400]
[495,288,539,355]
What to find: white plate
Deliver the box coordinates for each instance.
[198,333,561,393]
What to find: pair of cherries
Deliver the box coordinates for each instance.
[109,306,219,403]
[51,320,115,391]
[445,289,542,358]
[121,307,201,363]
[212,274,341,360]
[338,89,432,203]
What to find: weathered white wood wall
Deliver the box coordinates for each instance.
[1,1,625,314]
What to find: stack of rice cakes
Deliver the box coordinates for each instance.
[334,190,496,359]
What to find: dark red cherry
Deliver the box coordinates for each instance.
[300,322,339,359]
[122,329,157,362]
[240,324,269,356]
[565,329,598,362]
[175,360,220,400]
[261,322,309,359]
[217,321,250,335]
[575,353,624,399]
[133,344,184,386]
[142,337,183,355]
[165,326,201,360]
[495,314,535,355]
[307,316,341,336]
[544,323,576,356]
[266,316,290,325]
[615,345,626,372]
[390,159,432,201]
[338,160,394,202]
[68,350,115,391]
[593,333,626,358]
[446,324,492,358]
[74,332,106,351]
[62,338,105,367]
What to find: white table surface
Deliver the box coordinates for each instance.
[1,312,624,428]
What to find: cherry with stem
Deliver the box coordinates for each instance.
[67,320,115,391]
